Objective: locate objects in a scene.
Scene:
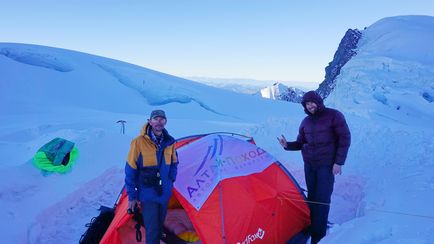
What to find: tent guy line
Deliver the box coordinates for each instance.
[283,197,434,220]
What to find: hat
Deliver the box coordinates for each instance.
[150,110,166,120]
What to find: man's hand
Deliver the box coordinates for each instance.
[277,135,288,148]
[333,164,342,175]
[127,199,138,214]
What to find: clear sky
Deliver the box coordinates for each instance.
[2,0,434,83]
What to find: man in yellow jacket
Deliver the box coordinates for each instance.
[125,109,178,244]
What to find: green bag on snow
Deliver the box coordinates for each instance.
[33,137,79,173]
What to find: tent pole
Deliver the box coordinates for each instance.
[218,182,226,244]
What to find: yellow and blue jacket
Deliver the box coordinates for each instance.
[124,123,178,203]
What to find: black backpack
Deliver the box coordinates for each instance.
[79,206,115,244]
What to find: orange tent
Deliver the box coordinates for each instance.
[100,133,310,243]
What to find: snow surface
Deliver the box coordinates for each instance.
[1,15,433,244]
[323,15,434,243]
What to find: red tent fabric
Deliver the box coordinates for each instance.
[100,189,144,244]
[100,133,310,244]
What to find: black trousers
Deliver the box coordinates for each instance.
[304,163,335,243]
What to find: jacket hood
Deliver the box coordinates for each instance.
[301,91,325,115]
[140,123,151,137]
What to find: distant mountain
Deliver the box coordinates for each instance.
[186,76,318,95]
[255,82,305,103]
[187,79,265,94]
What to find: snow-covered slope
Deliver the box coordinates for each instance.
[321,15,434,243]
[326,15,434,126]
[0,43,296,123]
[0,42,305,243]
[1,15,434,244]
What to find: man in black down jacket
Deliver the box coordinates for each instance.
[278,90,351,244]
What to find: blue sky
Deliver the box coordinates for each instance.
[2,0,434,83]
